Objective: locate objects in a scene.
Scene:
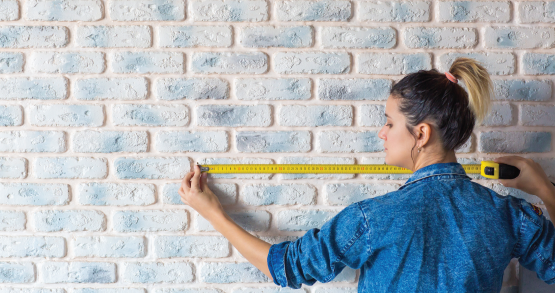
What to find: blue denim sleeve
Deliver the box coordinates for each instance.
[267,202,371,288]
[516,199,555,284]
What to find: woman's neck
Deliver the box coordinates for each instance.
[412,150,457,172]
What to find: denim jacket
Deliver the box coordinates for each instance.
[267,162,555,292]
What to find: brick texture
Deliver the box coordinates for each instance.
[0,0,553,292]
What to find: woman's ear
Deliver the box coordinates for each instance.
[416,123,432,147]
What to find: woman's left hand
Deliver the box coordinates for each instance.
[179,164,226,223]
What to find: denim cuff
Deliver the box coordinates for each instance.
[267,241,290,287]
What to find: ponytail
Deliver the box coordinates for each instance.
[390,57,493,159]
[448,58,493,126]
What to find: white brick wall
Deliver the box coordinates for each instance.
[0,0,554,291]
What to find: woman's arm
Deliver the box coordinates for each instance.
[179,164,273,280]
[210,212,272,279]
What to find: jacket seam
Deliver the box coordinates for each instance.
[323,203,370,283]
[399,173,471,190]
[512,200,523,259]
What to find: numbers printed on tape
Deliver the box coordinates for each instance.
[197,164,482,174]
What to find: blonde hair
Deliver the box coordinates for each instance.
[449,57,493,125]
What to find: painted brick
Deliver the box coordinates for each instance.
[277,209,338,231]
[319,79,391,101]
[318,130,382,152]
[0,77,68,100]
[113,104,189,127]
[113,210,188,232]
[156,78,229,100]
[200,262,269,283]
[123,262,193,283]
[276,0,351,21]
[0,131,66,153]
[76,25,151,48]
[0,26,68,48]
[523,53,555,75]
[114,157,190,179]
[0,157,26,179]
[0,52,23,73]
[109,0,185,21]
[27,0,103,21]
[0,183,68,205]
[0,262,34,283]
[438,1,511,22]
[520,104,555,126]
[358,0,430,22]
[242,183,317,205]
[73,131,148,153]
[30,105,104,127]
[493,79,552,101]
[279,156,355,180]
[75,77,148,101]
[485,27,555,49]
[73,236,146,258]
[35,157,107,179]
[31,52,105,74]
[404,27,477,48]
[192,52,268,74]
[159,25,232,48]
[236,131,311,153]
[0,0,19,21]
[235,78,311,101]
[77,183,155,206]
[196,210,270,232]
[274,52,350,74]
[0,105,22,126]
[326,183,399,205]
[358,52,432,74]
[360,104,386,126]
[191,0,268,22]
[322,26,395,49]
[155,236,230,258]
[74,289,144,293]
[41,262,115,283]
[456,135,473,153]
[0,236,65,257]
[154,290,221,293]
[162,182,237,205]
[112,51,184,74]
[279,105,352,126]
[490,182,544,205]
[0,211,25,231]
[0,289,65,293]
[156,131,229,152]
[197,104,271,127]
[519,1,555,23]
[439,52,515,75]
[479,131,551,153]
[34,210,106,232]
[241,25,313,48]
[481,103,515,127]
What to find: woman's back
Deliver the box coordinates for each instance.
[267,162,555,292]
[359,162,521,292]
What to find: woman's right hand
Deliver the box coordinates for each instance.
[493,156,553,197]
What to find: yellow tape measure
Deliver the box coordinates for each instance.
[198,161,519,180]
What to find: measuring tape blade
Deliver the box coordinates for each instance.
[197,162,555,184]
[196,162,508,178]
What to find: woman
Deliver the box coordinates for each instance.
[179,58,555,292]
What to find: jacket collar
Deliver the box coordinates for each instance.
[399,162,471,190]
